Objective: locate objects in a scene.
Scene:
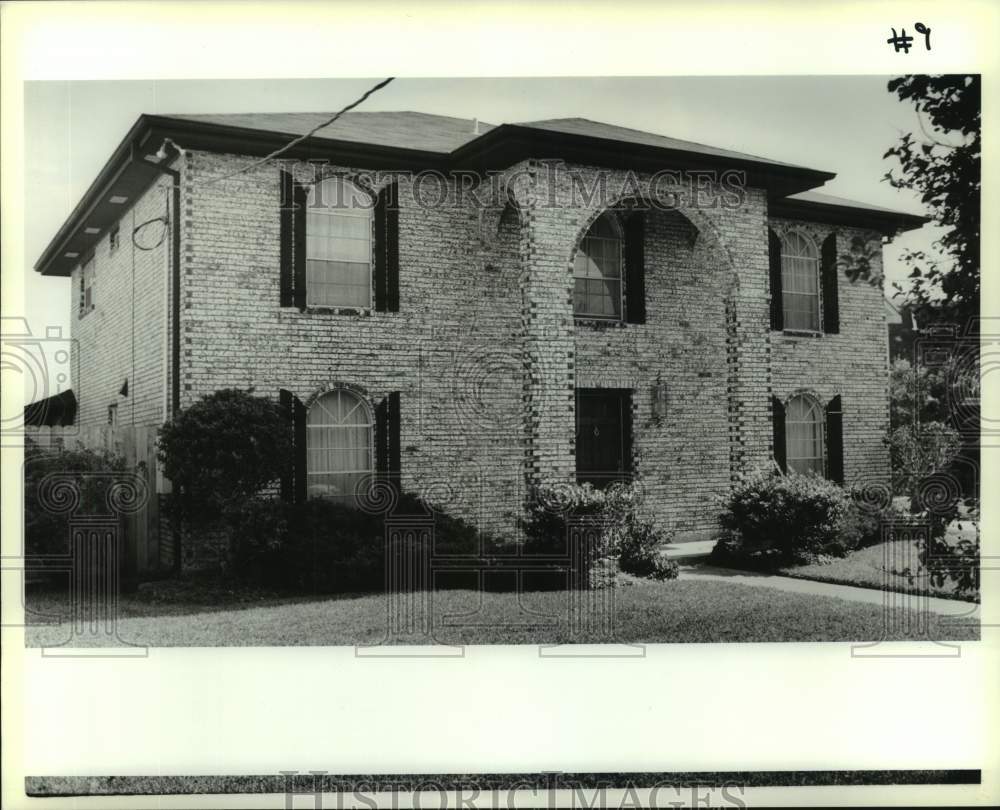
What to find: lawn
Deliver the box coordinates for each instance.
[779,533,980,604]
[23,578,978,647]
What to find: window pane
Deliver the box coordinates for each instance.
[307,390,373,505]
[307,261,371,307]
[785,394,824,476]
[573,216,623,317]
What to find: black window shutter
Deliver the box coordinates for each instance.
[621,390,634,477]
[826,394,844,484]
[374,392,401,483]
[374,188,387,311]
[821,232,840,334]
[768,228,783,331]
[279,171,294,307]
[293,182,308,310]
[375,396,389,475]
[279,389,294,501]
[624,213,646,324]
[772,395,787,473]
[374,183,400,313]
[293,395,307,502]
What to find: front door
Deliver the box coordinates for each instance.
[575,388,632,488]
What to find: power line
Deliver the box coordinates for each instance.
[194,76,396,187]
[135,77,396,247]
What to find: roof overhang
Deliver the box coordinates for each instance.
[39,114,900,277]
[450,124,835,198]
[770,195,928,235]
[34,115,451,277]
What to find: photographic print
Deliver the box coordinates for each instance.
[2,3,995,808]
[18,75,982,651]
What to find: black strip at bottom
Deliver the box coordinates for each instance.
[26,769,981,797]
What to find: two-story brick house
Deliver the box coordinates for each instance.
[34,111,925,541]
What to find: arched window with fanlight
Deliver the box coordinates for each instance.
[306,388,374,504]
[573,212,624,319]
[780,230,820,332]
[306,177,373,308]
[785,393,825,476]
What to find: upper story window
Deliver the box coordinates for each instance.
[780,231,820,331]
[109,223,120,253]
[306,177,373,309]
[78,256,95,318]
[306,388,374,505]
[785,393,825,476]
[574,212,624,319]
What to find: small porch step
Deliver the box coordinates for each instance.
[661,539,715,560]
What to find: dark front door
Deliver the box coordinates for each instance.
[575,388,632,488]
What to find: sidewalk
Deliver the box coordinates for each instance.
[678,562,980,619]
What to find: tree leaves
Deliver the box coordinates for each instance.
[883,74,980,331]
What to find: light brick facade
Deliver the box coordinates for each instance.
[69,175,173,429]
[61,128,895,541]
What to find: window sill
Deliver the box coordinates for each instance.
[775,329,824,338]
[574,316,627,330]
[283,305,376,317]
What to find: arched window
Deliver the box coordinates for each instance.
[780,231,820,331]
[306,388,373,504]
[786,394,825,476]
[573,212,623,319]
[306,177,373,308]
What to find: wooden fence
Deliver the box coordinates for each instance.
[24,424,173,577]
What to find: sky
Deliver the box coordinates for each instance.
[21,76,942,397]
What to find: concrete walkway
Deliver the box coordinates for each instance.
[677,561,980,618]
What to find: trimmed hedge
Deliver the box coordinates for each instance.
[714,471,877,567]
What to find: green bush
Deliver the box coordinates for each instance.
[715,471,857,566]
[522,482,676,582]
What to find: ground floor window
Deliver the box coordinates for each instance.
[785,393,825,475]
[575,388,632,488]
[306,388,373,505]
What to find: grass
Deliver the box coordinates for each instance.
[779,526,980,604]
[23,577,978,647]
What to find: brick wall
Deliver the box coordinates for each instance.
[70,175,173,428]
[163,151,889,541]
[179,153,525,536]
[768,217,891,489]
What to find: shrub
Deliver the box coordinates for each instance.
[521,482,676,582]
[889,421,961,504]
[157,389,293,527]
[23,439,129,579]
[227,497,385,593]
[716,471,856,566]
[226,491,506,594]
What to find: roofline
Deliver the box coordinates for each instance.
[34,114,455,276]
[770,195,928,235]
[450,123,836,196]
[39,114,900,276]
